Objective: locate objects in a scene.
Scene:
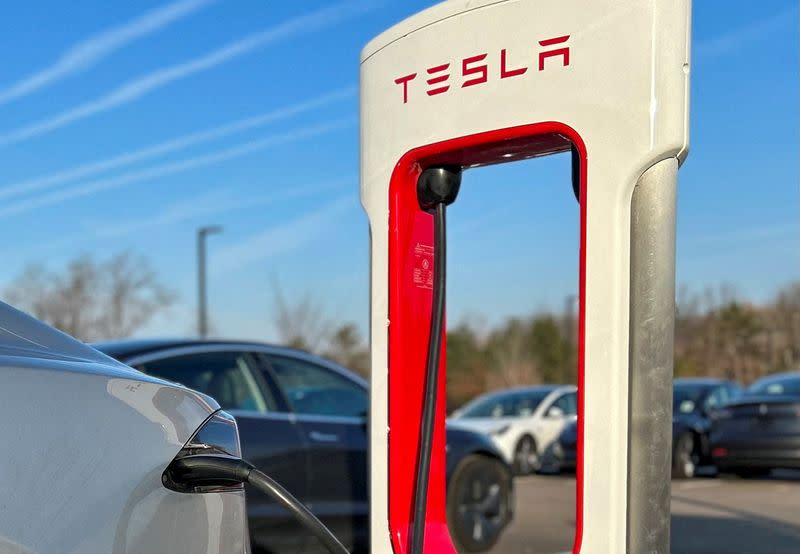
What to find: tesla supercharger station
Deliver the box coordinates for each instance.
[360,1,691,553]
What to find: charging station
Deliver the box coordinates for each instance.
[361,1,691,553]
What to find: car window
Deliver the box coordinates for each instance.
[458,389,550,418]
[552,392,577,415]
[265,354,367,418]
[704,386,728,411]
[138,351,272,413]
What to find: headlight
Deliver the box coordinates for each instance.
[162,410,243,493]
[490,424,511,436]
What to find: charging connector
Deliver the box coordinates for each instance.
[412,165,462,554]
[165,454,349,554]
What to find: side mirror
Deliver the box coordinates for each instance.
[547,406,565,419]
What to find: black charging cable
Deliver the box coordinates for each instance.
[165,454,350,554]
[169,167,462,554]
[411,166,462,554]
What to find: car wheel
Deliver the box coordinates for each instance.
[447,455,511,553]
[672,433,697,479]
[513,435,540,476]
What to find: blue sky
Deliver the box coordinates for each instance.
[0,0,797,341]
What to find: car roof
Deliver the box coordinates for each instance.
[749,371,800,386]
[93,338,302,360]
[92,337,369,389]
[473,384,571,399]
[673,377,730,387]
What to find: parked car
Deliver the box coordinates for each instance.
[448,385,578,475]
[540,419,578,474]
[95,339,513,554]
[541,378,743,477]
[671,378,742,478]
[711,371,800,478]
[0,304,249,554]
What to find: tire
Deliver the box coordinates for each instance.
[512,435,540,476]
[447,455,512,553]
[672,433,698,479]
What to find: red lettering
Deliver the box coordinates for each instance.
[462,53,488,87]
[394,73,417,104]
[426,63,450,96]
[394,36,573,104]
[500,48,527,79]
[538,35,570,71]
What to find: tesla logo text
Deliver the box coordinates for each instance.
[393,35,571,104]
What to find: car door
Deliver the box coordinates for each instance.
[256,351,369,552]
[131,348,310,554]
[536,390,578,449]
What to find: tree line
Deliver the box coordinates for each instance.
[270,280,800,410]
[4,251,798,412]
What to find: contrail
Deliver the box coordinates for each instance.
[0,118,354,218]
[212,195,354,275]
[0,0,373,148]
[92,177,352,239]
[0,0,214,107]
[0,86,354,201]
[21,177,353,255]
[15,176,358,256]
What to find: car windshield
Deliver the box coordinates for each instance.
[673,384,708,414]
[748,375,800,397]
[458,389,551,418]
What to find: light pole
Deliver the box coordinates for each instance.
[197,225,222,337]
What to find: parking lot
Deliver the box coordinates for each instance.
[491,472,800,554]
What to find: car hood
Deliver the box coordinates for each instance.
[727,394,800,406]
[0,301,218,406]
[446,417,516,434]
[0,301,129,366]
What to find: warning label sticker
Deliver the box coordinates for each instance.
[412,242,434,290]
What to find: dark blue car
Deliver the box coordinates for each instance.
[671,378,742,478]
[95,339,513,554]
[545,378,742,478]
[711,371,800,477]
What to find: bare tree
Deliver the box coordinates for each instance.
[271,280,334,353]
[270,282,371,376]
[4,251,175,341]
[98,252,177,338]
[772,282,800,370]
[324,323,370,377]
[484,318,541,388]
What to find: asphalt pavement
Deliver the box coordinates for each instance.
[489,471,800,554]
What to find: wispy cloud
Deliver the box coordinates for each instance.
[0,0,372,148]
[694,4,798,61]
[0,87,354,201]
[89,177,353,239]
[23,177,354,255]
[0,0,213,107]
[0,118,355,218]
[212,196,353,275]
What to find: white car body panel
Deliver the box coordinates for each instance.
[0,302,249,553]
[449,386,578,466]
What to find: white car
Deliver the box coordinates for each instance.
[0,302,249,553]
[448,385,578,475]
